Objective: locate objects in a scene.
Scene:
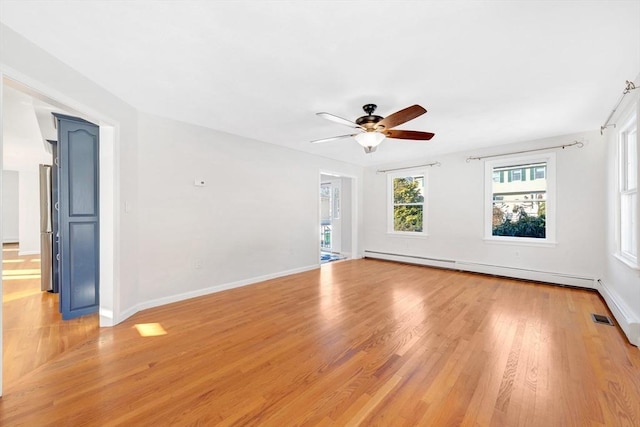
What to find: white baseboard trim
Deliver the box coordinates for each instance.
[114,264,319,325]
[116,305,139,325]
[3,237,18,243]
[597,279,640,347]
[363,250,597,289]
[99,308,114,327]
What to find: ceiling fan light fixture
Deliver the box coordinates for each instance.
[355,131,385,149]
[313,104,433,153]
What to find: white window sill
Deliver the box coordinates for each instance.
[386,232,429,239]
[483,237,557,248]
[614,253,639,270]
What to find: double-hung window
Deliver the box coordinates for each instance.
[485,153,556,244]
[388,172,426,234]
[618,110,638,266]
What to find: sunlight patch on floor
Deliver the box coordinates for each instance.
[2,275,41,281]
[3,288,44,303]
[3,269,42,276]
[134,323,168,337]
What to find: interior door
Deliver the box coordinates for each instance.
[53,113,100,320]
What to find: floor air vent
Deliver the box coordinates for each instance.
[591,313,614,326]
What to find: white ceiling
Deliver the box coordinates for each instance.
[1,1,639,166]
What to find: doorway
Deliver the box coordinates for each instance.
[319,173,355,264]
[0,76,116,393]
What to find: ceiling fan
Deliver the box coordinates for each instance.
[312,104,435,153]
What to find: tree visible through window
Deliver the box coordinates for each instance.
[391,175,425,232]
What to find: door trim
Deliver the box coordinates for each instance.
[318,170,359,263]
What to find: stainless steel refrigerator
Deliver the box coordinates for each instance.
[39,164,54,292]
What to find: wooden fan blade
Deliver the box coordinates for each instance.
[311,134,359,144]
[385,129,435,140]
[377,105,427,130]
[316,112,363,129]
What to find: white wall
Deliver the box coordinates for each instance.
[133,113,363,312]
[363,130,606,288]
[1,170,18,242]
[601,80,640,346]
[16,168,39,254]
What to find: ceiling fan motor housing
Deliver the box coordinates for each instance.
[356,104,384,130]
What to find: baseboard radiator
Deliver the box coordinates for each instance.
[597,279,640,347]
[363,250,596,289]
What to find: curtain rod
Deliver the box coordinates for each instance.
[601,80,638,134]
[466,140,583,162]
[376,161,441,174]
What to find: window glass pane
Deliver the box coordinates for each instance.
[394,205,423,232]
[621,192,637,257]
[625,128,637,191]
[320,184,331,222]
[393,176,424,204]
[492,163,546,238]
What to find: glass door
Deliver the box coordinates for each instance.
[320,183,332,250]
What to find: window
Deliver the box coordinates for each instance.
[510,169,523,182]
[485,154,555,243]
[618,111,638,265]
[534,166,546,180]
[388,172,426,234]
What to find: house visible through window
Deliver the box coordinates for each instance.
[389,173,425,233]
[619,110,638,265]
[510,169,523,182]
[485,154,556,243]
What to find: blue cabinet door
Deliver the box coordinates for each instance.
[54,113,100,320]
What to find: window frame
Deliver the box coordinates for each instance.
[484,153,556,246]
[616,108,638,267]
[387,169,428,236]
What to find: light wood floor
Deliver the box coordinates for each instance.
[2,243,98,386]
[1,257,639,426]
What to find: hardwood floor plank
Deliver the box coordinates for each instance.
[2,243,99,387]
[2,258,639,426]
